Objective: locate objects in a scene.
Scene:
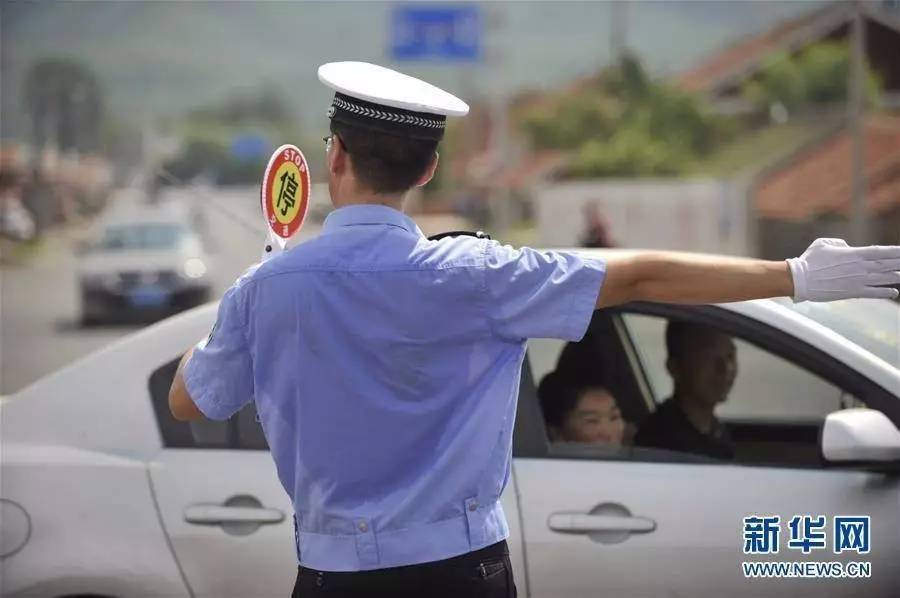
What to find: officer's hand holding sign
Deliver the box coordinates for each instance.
[167,61,900,597]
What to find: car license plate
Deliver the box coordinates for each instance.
[129,285,170,308]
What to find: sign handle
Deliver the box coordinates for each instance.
[261,228,287,262]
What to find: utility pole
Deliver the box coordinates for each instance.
[849,0,868,245]
[487,4,512,237]
[611,1,629,63]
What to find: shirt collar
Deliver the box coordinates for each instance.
[322,204,423,237]
[667,398,725,439]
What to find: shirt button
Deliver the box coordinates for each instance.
[358,521,368,532]
[468,502,478,512]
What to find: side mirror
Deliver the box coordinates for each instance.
[822,408,900,463]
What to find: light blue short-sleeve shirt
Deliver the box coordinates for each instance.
[185,204,605,571]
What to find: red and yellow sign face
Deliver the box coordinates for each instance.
[261,144,310,239]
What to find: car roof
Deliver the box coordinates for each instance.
[97,193,192,229]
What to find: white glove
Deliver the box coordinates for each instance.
[786,238,900,302]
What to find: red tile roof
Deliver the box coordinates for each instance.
[456,148,570,192]
[495,149,570,189]
[755,114,900,220]
[677,2,852,95]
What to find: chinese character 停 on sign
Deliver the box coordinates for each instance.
[277,170,298,217]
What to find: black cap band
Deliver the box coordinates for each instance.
[328,93,446,141]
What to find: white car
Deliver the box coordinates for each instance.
[2,248,899,598]
[77,205,211,325]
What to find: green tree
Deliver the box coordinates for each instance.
[161,139,229,182]
[742,41,882,112]
[518,53,732,177]
[189,85,293,125]
[570,129,688,178]
[520,93,620,150]
[163,87,300,185]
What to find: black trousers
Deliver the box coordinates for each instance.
[292,541,517,598]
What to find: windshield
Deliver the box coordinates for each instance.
[773,297,900,370]
[95,223,187,251]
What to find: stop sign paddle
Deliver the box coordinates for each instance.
[259,144,310,261]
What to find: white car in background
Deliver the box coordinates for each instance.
[2,248,899,598]
[76,204,211,325]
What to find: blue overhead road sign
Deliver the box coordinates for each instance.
[390,5,481,62]
[230,133,270,161]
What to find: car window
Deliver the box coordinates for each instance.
[527,337,566,389]
[623,313,854,422]
[96,223,186,251]
[526,311,654,454]
[619,311,884,467]
[525,307,883,469]
[237,403,269,450]
[148,356,268,450]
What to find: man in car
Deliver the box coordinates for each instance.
[167,61,900,597]
[635,321,737,459]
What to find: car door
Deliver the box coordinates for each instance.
[514,305,900,598]
[146,356,297,598]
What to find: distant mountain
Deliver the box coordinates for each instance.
[1,0,823,140]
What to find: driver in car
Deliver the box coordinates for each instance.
[635,321,737,459]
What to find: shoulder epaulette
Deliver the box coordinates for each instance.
[427,230,492,242]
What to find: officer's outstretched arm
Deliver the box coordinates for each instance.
[596,239,900,308]
[597,252,792,308]
[169,348,205,421]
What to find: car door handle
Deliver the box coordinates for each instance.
[184,504,285,525]
[548,512,657,534]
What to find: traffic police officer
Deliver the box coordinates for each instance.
[169,62,900,597]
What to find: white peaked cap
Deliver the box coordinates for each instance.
[318,61,469,140]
